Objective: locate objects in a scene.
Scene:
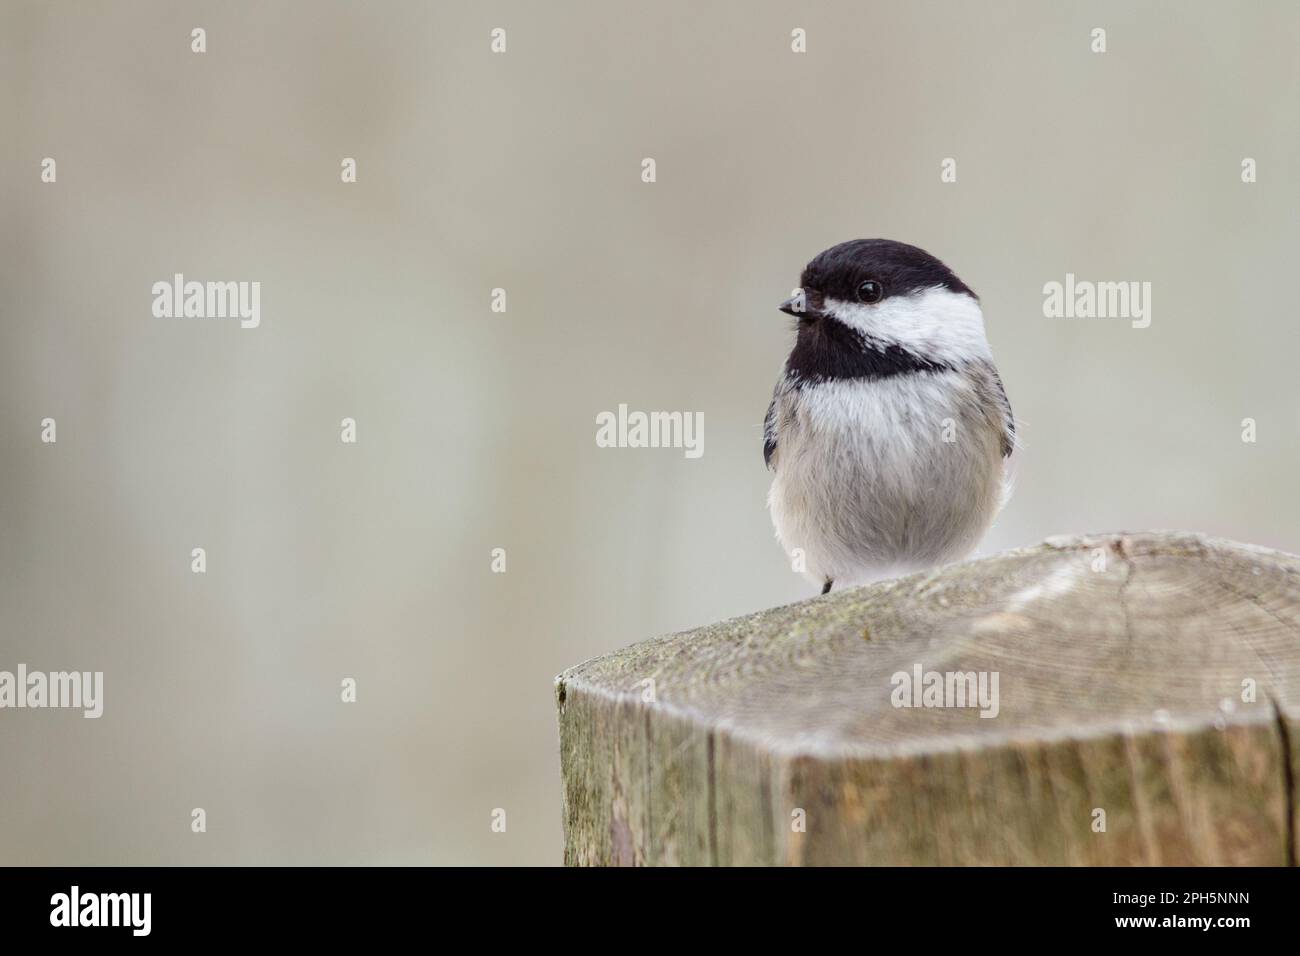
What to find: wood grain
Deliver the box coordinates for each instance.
[556,533,1300,865]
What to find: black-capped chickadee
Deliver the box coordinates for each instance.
[764,239,1015,594]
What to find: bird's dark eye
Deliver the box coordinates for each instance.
[857,280,884,304]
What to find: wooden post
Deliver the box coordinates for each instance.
[555,532,1300,865]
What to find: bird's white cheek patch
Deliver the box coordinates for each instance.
[823,288,992,366]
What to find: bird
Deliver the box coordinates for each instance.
[764,239,1015,594]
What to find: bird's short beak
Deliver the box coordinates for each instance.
[779,294,822,319]
[774,295,806,317]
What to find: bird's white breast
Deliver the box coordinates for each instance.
[768,371,1007,587]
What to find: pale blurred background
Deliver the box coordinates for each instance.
[2,0,1298,864]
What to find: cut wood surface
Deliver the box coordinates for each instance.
[555,532,1300,865]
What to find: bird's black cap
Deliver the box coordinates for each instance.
[796,239,976,304]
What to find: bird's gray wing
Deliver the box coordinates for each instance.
[990,367,1016,458]
[763,398,778,470]
[967,359,1016,458]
